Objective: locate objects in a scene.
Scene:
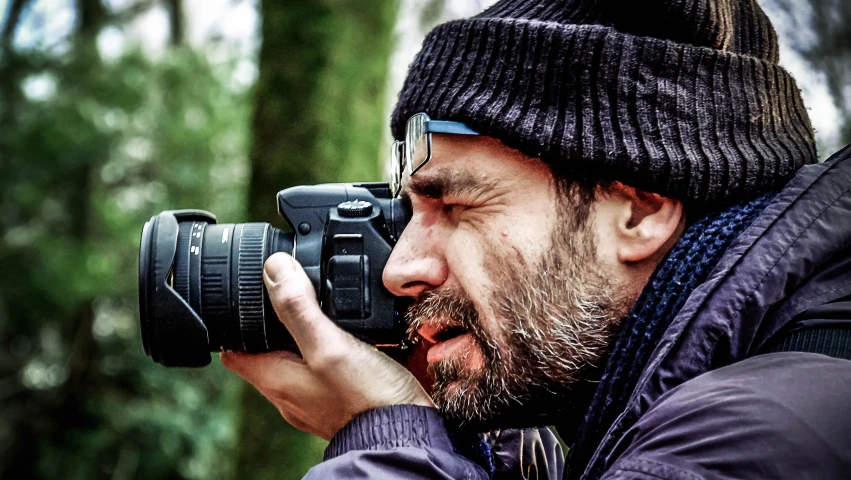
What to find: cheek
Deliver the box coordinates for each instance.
[444,228,485,288]
[443,225,513,335]
[444,211,555,330]
[450,211,552,273]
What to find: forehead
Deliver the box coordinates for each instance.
[402,133,553,192]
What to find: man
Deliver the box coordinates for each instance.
[221,0,851,478]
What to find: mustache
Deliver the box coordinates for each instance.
[405,289,480,342]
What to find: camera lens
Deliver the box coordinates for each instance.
[139,210,294,366]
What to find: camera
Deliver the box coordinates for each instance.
[138,182,411,367]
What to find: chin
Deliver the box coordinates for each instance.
[435,384,573,432]
[440,403,566,432]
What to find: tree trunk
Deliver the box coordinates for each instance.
[237,0,398,477]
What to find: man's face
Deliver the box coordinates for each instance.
[383,134,630,429]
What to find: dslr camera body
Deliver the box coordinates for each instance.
[139,183,411,367]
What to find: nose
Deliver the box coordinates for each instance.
[383,221,447,298]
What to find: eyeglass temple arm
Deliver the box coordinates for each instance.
[425,120,479,136]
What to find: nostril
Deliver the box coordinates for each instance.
[400,281,431,297]
[382,240,448,297]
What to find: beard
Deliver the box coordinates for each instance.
[406,217,630,431]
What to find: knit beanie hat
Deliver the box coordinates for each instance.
[391,0,818,206]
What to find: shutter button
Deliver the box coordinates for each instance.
[337,200,373,218]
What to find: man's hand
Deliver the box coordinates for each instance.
[220,252,435,440]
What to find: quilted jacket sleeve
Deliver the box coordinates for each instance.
[304,405,566,479]
[304,405,489,479]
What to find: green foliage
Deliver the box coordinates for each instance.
[0,40,250,478]
[2,0,403,476]
[2,0,401,476]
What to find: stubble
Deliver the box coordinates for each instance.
[406,206,630,430]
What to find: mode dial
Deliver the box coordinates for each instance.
[337,200,373,218]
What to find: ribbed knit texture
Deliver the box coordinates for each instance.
[391,0,817,206]
[325,405,496,475]
[324,404,448,459]
[565,191,777,479]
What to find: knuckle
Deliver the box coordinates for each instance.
[268,280,300,304]
[311,347,347,372]
[269,283,310,316]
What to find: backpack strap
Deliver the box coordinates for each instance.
[762,327,851,361]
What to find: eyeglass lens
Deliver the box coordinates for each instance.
[405,113,430,175]
[390,141,403,196]
[391,113,434,197]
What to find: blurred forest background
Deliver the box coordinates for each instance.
[0,0,848,478]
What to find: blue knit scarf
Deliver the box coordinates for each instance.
[564,192,777,479]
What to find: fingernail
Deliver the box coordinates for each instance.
[265,252,295,283]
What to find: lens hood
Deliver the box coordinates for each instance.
[139,210,217,366]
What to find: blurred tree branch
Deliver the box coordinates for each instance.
[1,0,30,47]
[165,0,185,46]
[77,0,107,35]
[0,0,31,129]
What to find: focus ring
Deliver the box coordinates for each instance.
[174,222,192,301]
[237,223,269,350]
[200,259,228,316]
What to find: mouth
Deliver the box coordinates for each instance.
[417,323,469,345]
[416,322,475,364]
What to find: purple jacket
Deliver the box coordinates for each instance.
[306,145,851,479]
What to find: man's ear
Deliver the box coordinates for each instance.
[604,183,685,264]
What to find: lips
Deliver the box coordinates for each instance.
[406,288,480,364]
[417,323,468,344]
[416,322,472,363]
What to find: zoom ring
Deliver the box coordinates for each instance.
[237,223,269,351]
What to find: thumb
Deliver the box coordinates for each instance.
[263,252,345,358]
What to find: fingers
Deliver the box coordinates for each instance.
[220,350,310,391]
[263,253,350,363]
[221,351,324,435]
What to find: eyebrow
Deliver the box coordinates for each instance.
[403,168,499,201]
